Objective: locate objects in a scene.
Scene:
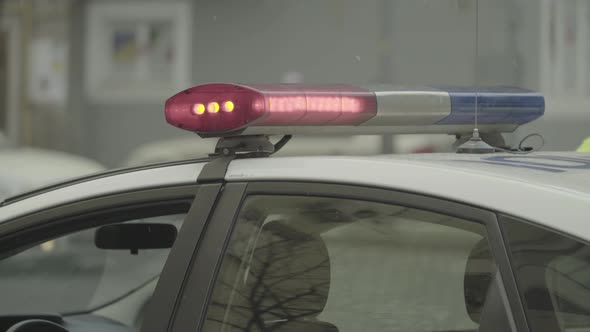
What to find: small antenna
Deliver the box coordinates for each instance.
[456,0,495,154]
[474,0,479,130]
[456,128,495,154]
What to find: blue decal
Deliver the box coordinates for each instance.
[460,160,564,173]
[468,155,590,173]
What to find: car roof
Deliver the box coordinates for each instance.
[226,151,590,240]
[228,151,590,197]
[1,151,588,241]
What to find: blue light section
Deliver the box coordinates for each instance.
[435,87,545,125]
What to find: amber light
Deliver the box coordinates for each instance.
[207,102,220,113]
[224,101,235,112]
[192,103,205,115]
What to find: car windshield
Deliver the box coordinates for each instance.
[0,214,184,314]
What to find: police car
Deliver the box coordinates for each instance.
[0,83,588,332]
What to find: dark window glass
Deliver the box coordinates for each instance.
[0,30,6,132]
[203,195,514,332]
[502,215,590,332]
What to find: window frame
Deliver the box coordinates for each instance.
[171,181,530,332]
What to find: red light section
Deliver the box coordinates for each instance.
[165,84,265,133]
[250,84,377,126]
[165,83,377,134]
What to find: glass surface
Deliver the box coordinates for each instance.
[0,213,184,314]
[0,29,6,134]
[204,195,513,332]
[502,216,590,332]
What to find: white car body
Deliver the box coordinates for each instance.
[2,151,588,242]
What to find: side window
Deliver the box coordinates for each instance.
[203,195,513,332]
[0,212,186,327]
[501,215,590,332]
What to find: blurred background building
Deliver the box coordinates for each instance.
[0,0,589,169]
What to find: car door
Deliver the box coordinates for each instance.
[0,182,220,332]
[166,182,529,332]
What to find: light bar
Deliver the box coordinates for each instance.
[165,83,544,137]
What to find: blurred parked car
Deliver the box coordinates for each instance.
[0,147,105,271]
[0,147,105,200]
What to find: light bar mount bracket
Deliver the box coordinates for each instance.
[212,135,275,158]
[453,131,507,153]
[197,135,276,184]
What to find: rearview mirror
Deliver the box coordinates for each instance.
[95,223,177,254]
